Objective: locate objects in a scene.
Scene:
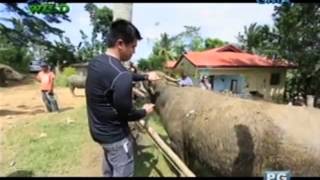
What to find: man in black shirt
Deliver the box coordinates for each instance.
[85,19,160,177]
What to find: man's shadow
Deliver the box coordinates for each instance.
[134,150,163,177]
[231,124,255,176]
[6,170,34,177]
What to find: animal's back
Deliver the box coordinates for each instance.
[156,86,320,176]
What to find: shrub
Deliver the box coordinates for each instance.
[55,67,77,87]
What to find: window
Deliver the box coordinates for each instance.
[270,73,281,85]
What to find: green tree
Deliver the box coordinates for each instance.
[0,35,32,72]
[204,38,227,49]
[238,3,320,102]
[72,3,113,62]
[0,3,70,48]
[273,4,320,100]
[46,37,77,69]
[84,3,113,44]
[152,33,177,60]
[137,58,150,71]
[0,3,71,71]
[138,25,229,71]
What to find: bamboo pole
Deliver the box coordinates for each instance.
[136,120,196,177]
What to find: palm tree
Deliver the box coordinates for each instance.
[238,23,263,53]
[153,33,177,60]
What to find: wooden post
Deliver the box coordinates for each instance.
[136,120,196,177]
[307,95,315,108]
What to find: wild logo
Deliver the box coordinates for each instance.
[27,0,70,15]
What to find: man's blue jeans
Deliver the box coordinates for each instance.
[101,136,135,177]
[41,91,59,112]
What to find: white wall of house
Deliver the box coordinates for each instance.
[198,68,287,101]
[175,58,287,101]
[175,57,198,80]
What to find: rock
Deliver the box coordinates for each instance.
[66,117,75,124]
[10,161,16,167]
[39,132,47,138]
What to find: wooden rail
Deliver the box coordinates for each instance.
[135,120,196,177]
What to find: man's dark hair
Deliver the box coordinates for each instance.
[107,19,142,47]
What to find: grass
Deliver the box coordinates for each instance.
[134,114,176,177]
[1,106,88,176]
[0,106,177,177]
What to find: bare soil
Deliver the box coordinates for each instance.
[0,75,85,129]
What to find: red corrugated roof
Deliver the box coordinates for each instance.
[165,60,177,69]
[175,45,297,69]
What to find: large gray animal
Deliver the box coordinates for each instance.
[139,71,320,177]
[67,74,86,96]
[0,64,24,86]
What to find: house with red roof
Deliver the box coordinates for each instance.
[165,60,177,69]
[173,44,297,101]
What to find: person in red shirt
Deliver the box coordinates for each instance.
[36,62,59,112]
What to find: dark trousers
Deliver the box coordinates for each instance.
[41,91,59,112]
[101,136,135,177]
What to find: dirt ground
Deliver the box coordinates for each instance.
[0,75,170,177]
[0,75,86,129]
[0,75,99,176]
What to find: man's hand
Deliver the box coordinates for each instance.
[142,103,155,114]
[147,72,161,81]
[139,119,146,127]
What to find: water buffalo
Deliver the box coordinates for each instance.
[139,71,320,177]
[67,74,86,96]
[0,64,24,87]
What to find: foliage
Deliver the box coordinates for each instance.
[0,3,70,49]
[237,3,320,101]
[46,37,77,68]
[55,67,76,87]
[138,25,227,71]
[204,38,228,49]
[0,34,32,72]
[73,4,113,62]
[0,3,72,71]
[85,3,113,44]
[62,67,76,77]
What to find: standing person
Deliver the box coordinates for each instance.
[36,62,59,112]
[200,75,212,90]
[128,62,138,73]
[85,19,160,177]
[178,71,193,87]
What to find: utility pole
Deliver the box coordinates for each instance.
[112,3,133,22]
[112,3,133,68]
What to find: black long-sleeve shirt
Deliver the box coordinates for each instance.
[85,54,148,144]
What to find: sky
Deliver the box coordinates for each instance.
[1,3,277,63]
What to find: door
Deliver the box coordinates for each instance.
[230,79,238,93]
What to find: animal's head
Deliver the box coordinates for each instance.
[135,71,179,103]
[0,64,24,81]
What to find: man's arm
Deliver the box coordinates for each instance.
[113,72,146,121]
[36,72,41,82]
[132,71,161,82]
[49,72,55,93]
[131,73,148,82]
